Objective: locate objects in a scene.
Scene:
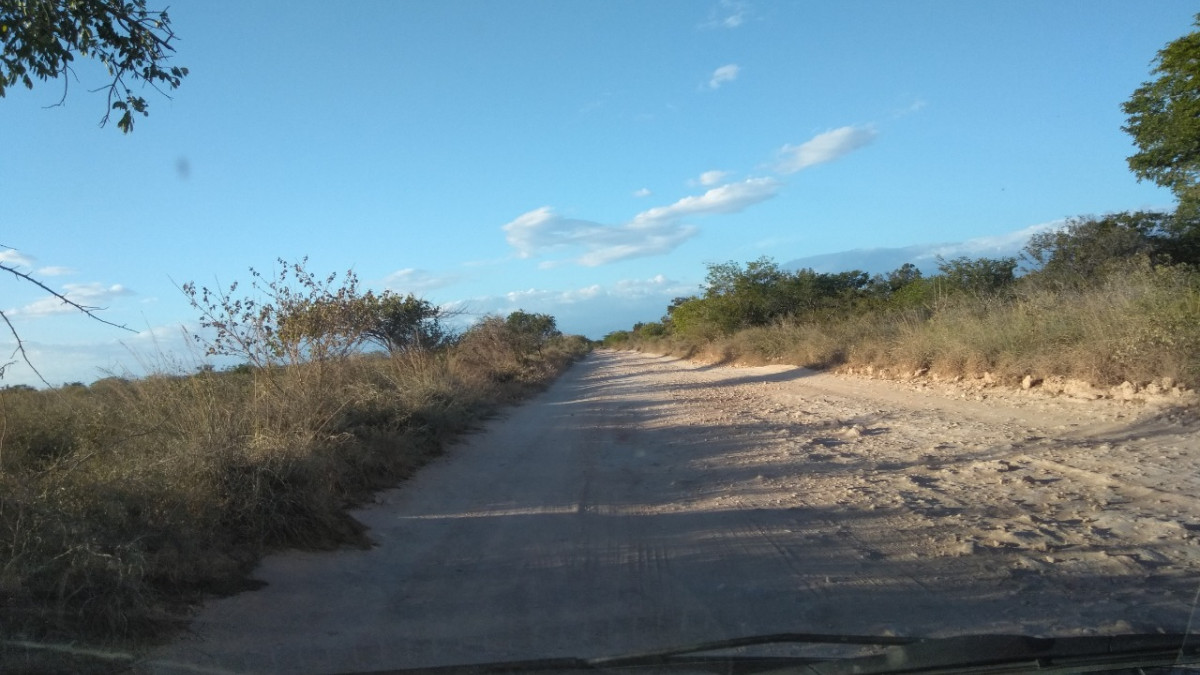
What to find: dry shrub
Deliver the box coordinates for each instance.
[0,336,589,662]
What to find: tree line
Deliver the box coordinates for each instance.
[605,209,1200,346]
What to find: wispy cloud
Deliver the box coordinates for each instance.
[382,268,460,294]
[885,97,928,120]
[577,227,699,267]
[633,187,652,198]
[497,275,691,306]
[693,170,730,187]
[503,207,699,267]
[10,283,133,316]
[923,221,1064,261]
[503,177,779,267]
[631,177,780,228]
[0,320,209,387]
[0,249,34,268]
[701,0,752,29]
[783,220,1067,275]
[36,266,76,277]
[708,63,740,89]
[775,125,878,173]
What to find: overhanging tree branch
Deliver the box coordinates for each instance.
[0,258,135,385]
[1,261,134,332]
[0,307,46,385]
[0,0,188,133]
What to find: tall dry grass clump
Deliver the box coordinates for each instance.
[0,264,590,671]
[870,263,1200,385]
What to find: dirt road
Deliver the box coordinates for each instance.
[141,349,1200,674]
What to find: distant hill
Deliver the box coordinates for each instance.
[783,221,1062,275]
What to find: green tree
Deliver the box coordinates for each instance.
[666,297,721,339]
[935,256,1016,296]
[1,0,187,132]
[867,263,925,304]
[701,257,791,331]
[635,321,666,338]
[1123,14,1200,217]
[360,292,452,354]
[504,310,560,353]
[1021,211,1195,287]
[601,330,631,347]
[884,263,923,291]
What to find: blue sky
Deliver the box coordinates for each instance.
[1,1,1193,385]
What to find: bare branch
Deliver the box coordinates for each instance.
[0,261,135,333]
[42,64,75,110]
[0,309,50,388]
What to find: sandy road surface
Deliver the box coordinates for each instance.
[141,350,1200,674]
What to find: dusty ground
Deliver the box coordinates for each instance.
[139,349,1200,674]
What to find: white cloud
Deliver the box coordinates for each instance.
[694,170,730,187]
[36,266,76,277]
[633,187,652,198]
[631,177,780,227]
[504,275,689,304]
[701,0,751,29]
[503,207,699,267]
[130,322,194,343]
[503,208,622,259]
[776,125,878,173]
[783,220,1068,275]
[922,220,1064,261]
[708,63,740,89]
[11,282,133,317]
[0,249,34,269]
[0,321,205,388]
[382,268,460,294]
[577,226,700,267]
[504,177,780,267]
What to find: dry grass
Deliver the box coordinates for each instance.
[0,336,590,671]
[627,264,1200,389]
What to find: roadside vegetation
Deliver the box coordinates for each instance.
[0,259,589,669]
[605,210,1200,391]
